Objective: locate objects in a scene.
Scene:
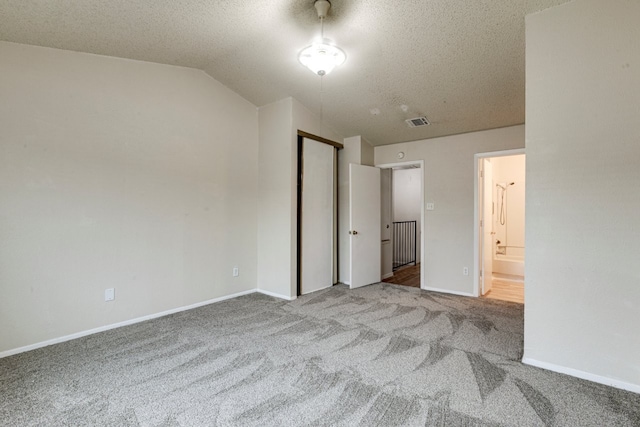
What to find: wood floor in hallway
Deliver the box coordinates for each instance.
[382,264,420,288]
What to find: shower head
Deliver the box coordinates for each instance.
[496,182,515,190]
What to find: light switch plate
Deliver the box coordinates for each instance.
[426,202,435,211]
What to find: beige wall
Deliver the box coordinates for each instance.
[525,0,640,391]
[375,125,525,295]
[257,97,342,298]
[256,98,294,299]
[0,42,259,354]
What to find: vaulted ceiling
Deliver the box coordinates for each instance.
[0,0,572,146]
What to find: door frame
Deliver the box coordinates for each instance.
[473,148,525,297]
[296,131,343,297]
[480,157,494,296]
[375,160,425,290]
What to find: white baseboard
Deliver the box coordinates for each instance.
[382,272,394,280]
[422,286,475,297]
[0,289,257,359]
[522,357,640,394]
[257,289,297,301]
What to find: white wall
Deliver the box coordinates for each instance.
[392,168,422,263]
[360,137,375,167]
[0,42,259,354]
[292,98,343,148]
[375,125,525,295]
[491,155,525,257]
[257,98,294,299]
[257,97,342,298]
[525,0,640,391]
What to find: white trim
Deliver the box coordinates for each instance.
[0,289,257,359]
[476,148,526,159]
[422,286,475,298]
[382,272,394,280]
[473,149,526,298]
[473,157,481,297]
[522,357,640,394]
[257,289,297,301]
[375,160,423,169]
[299,284,335,296]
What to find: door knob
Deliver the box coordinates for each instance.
[349,230,358,235]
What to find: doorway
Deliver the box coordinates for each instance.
[296,131,342,296]
[475,150,525,304]
[378,162,424,289]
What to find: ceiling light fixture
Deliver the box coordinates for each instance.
[298,1,346,76]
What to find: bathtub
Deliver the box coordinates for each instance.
[493,253,524,277]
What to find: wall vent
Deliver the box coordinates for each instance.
[405,116,430,128]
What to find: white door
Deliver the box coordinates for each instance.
[349,163,381,288]
[301,138,334,294]
[481,159,494,295]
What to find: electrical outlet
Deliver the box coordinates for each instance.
[105,288,115,302]
[462,267,469,276]
[233,267,239,277]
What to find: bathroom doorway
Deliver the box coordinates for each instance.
[475,150,525,304]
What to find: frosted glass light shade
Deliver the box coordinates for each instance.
[298,39,346,76]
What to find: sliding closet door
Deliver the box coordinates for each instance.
[301,137,334,295]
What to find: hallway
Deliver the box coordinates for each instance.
[382,264,420,288]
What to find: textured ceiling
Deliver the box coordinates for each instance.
[0,0,572,146]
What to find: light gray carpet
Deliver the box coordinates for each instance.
[1,283,639,426]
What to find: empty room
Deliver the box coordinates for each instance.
[1,0,639,425]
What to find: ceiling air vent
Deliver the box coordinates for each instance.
[405,117,430,128]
